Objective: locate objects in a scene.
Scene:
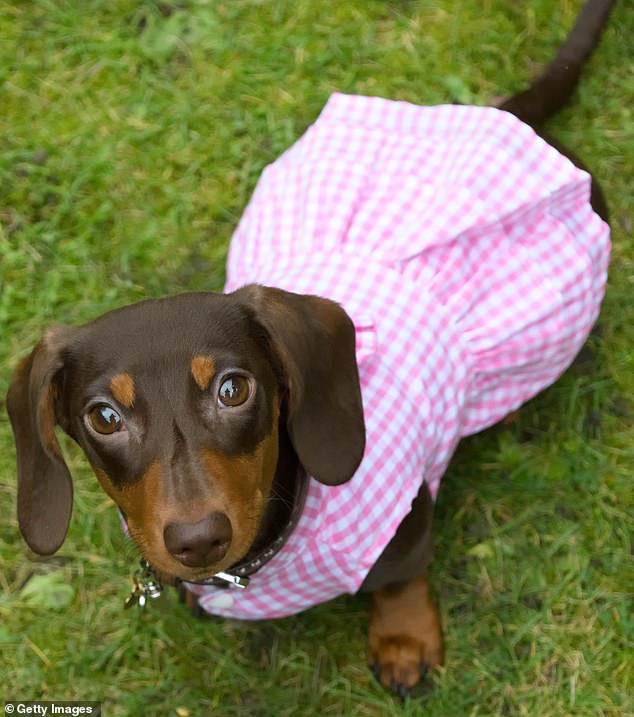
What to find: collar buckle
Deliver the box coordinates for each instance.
[202,571,250,589]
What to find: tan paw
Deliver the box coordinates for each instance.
[368,576,443,696]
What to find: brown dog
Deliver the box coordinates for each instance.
[7,0,615,697]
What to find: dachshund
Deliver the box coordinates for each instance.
[7,0,615,697]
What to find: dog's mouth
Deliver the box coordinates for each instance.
[123,464,309,590]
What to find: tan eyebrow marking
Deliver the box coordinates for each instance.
[191,356,216,391]
[110,373,135,408]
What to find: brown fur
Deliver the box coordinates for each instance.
[110,373,135,408]
[93,461,169,571]
[191,356,216,391]
[38,383,62,459]
[198,401,280,571]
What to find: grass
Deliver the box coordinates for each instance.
[0,0,632,715]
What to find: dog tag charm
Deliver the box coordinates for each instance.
[124,560,163,609]
[123,582,144,610]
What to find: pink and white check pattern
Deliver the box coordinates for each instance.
[190,94,610,619]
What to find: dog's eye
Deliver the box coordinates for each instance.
[218,375,250,407]
[88,404,123,434]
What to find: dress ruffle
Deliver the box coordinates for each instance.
[227,93,610,435]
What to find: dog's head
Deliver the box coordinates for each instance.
[6,285,365,581]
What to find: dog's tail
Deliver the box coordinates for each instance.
[498,0,616,127]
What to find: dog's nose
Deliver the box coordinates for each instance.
[163,512,232,567]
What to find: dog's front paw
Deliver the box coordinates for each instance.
[368,576,443,697]
[369,633,440,697]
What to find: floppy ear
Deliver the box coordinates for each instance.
[6,326,77,555]
[234,284,365,486]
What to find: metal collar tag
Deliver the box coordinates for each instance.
[124,560,163,609]
[124,560,250,610]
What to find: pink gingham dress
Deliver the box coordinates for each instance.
[190,94,610,619]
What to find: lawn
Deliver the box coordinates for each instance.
[0,1,632,715]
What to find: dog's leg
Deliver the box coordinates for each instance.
[368,575,443,696]
[177,583,209,619]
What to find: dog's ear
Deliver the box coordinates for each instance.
[235,285,365,486]
[6,326,77,555]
